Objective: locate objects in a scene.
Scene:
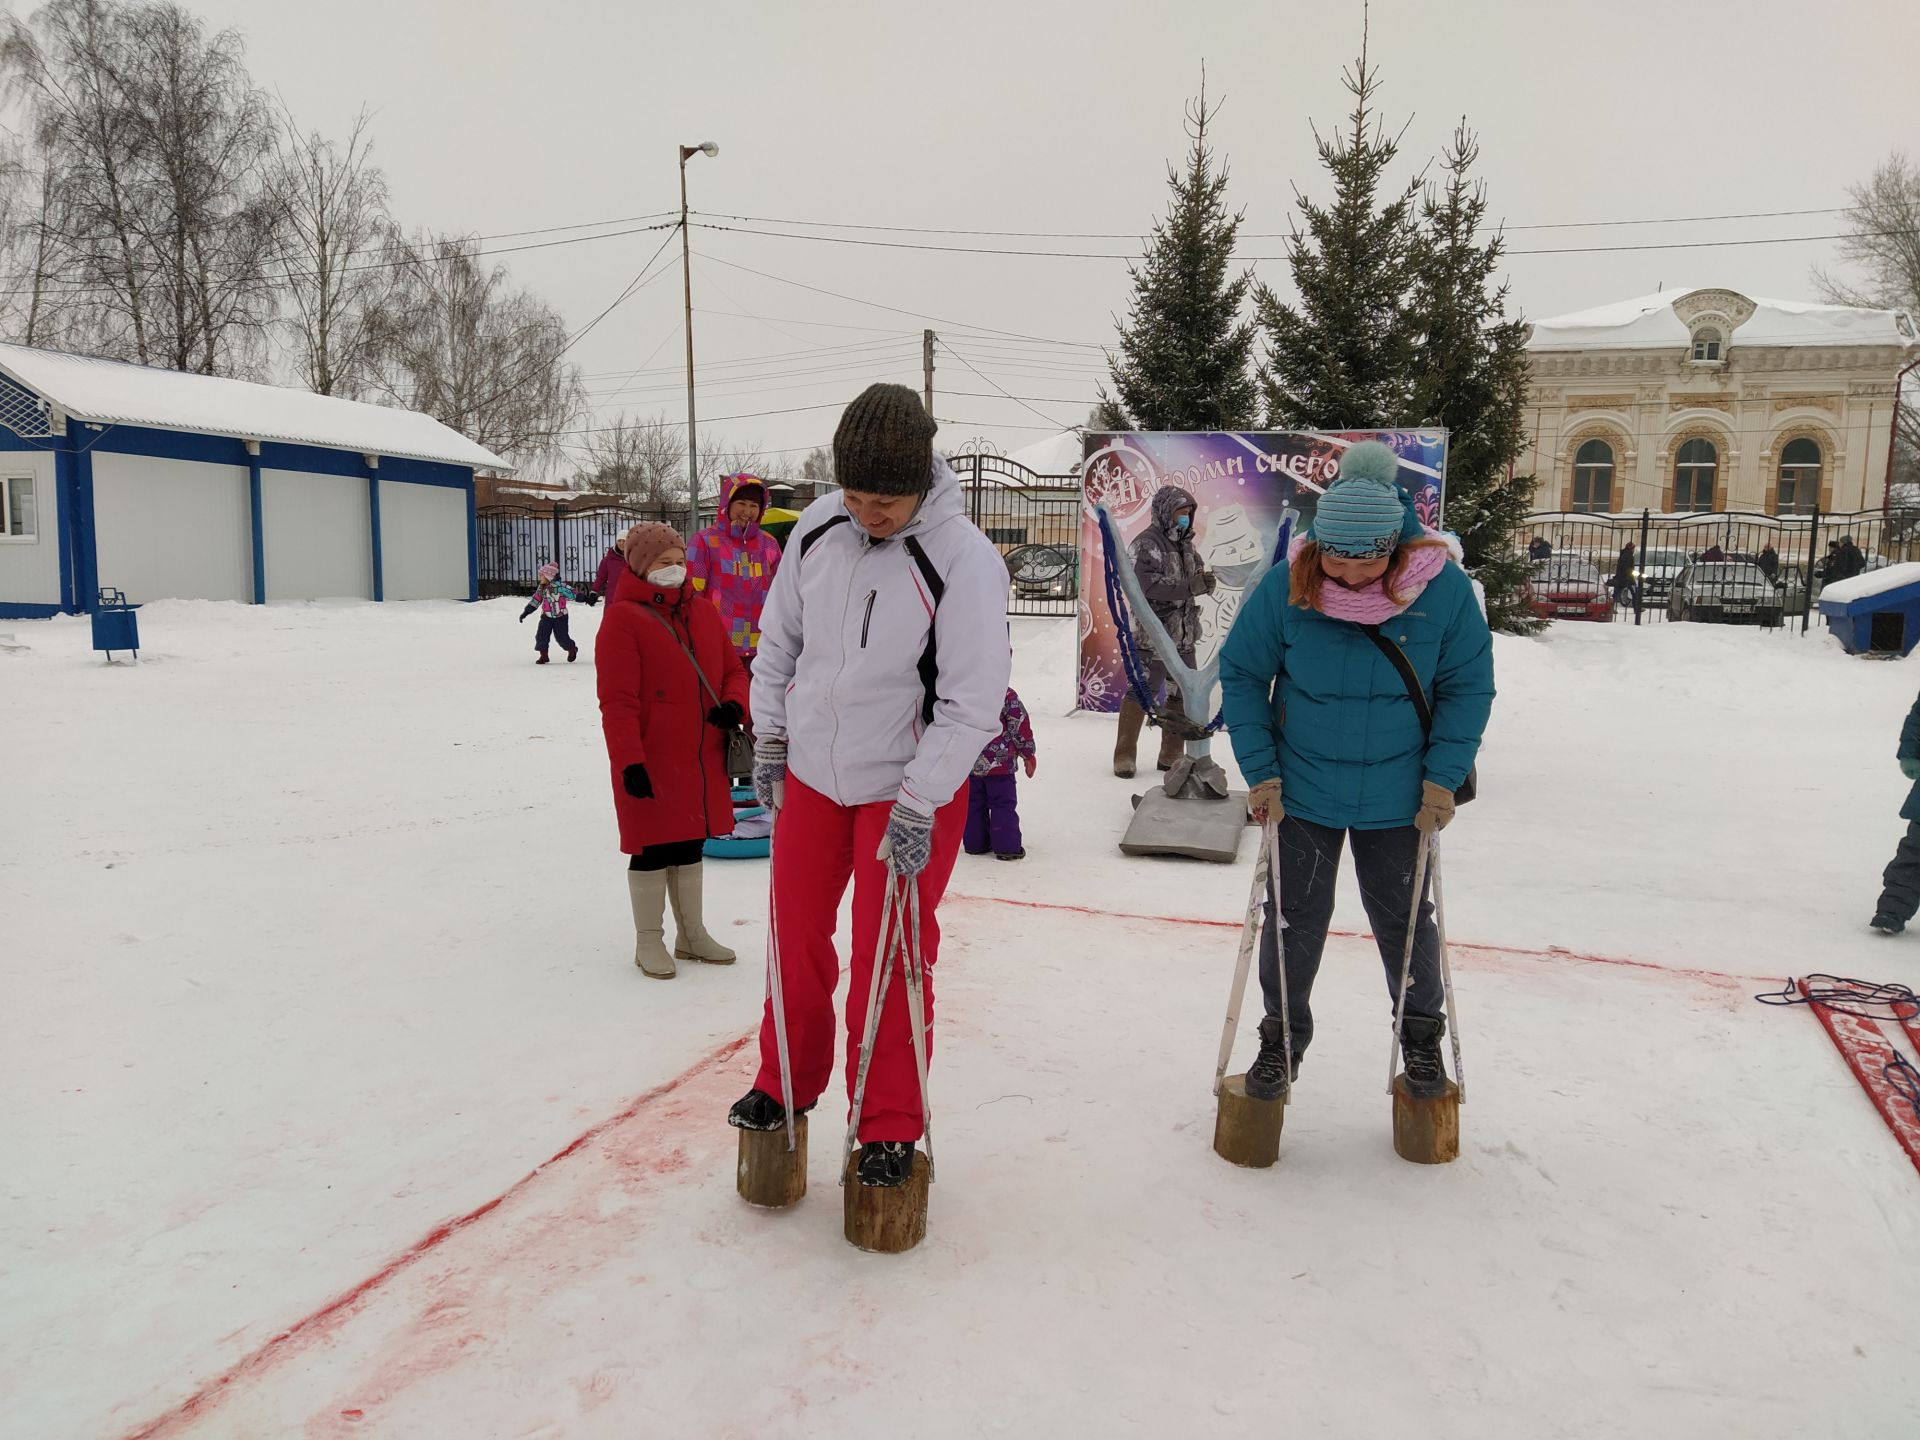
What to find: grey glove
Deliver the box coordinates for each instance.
[877,802,936,878]
[753,736,788,813]
[1188,570,1215,597]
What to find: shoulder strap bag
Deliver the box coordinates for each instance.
[1360,625,1477,806]
[642,607,755,782]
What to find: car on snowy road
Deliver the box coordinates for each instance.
[1006,543,1077,601]
[1525,559,1613,622]
[1632,547,1691,605]
[1666,561,1786,626]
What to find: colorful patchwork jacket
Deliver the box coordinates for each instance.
[522,581,576,619]
[973,688,1037,777]
[688,473,782,657]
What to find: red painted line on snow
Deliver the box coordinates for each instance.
[945,891,1774,984]
[1799,978,1920,1179]
[115,1030,755,1440]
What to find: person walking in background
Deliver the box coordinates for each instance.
[595,523,751,979]
[1757,542,1780,581]
[1114,486,1214,778]
[967,685,1037,861]
[1870,688,1920,936]
[727,383,1010,1189]
[688,473,782,678]
[1528,534,1552,562]
[519,563,580,664]
[1220,441,1494,1104]
[1611,540,1638,609]
[594,531,628,604]
[1831,535,1868,584]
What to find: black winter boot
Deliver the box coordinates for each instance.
[1400,1016,1449,1100]
[856,1140,916,1187]
[1244,1016,1298,1101]
[1870,912,1906,935]
[727,1088,813,1132]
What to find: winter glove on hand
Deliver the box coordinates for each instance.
[622,764,653,800]
[1187,570,1212,597]
[1414,780,1456,834]
[519,606,533,623]
[1248,778,1283,823]
[1023,754,1037,779]
[1203,569,1218,594]
[707,700,745,730]
[1902,756,1920,782]
[876,802,936,878]
[752,737,787,813]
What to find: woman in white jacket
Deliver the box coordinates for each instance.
[727,384,1012,1187]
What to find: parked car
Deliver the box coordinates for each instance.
[1633,547,1691,604]
[1667,562,1785,626]
[1006,542,1077,601]
[1526,559,1612,622]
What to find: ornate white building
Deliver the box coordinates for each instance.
[1521,288,1917,516]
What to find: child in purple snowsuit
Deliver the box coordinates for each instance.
[519,563,579,664]
[967,687,1036,860]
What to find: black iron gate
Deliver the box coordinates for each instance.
[476,500,710,598]
[950,451,1083,617]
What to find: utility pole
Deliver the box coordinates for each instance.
[678,141,719,503]
[923,329,935,417]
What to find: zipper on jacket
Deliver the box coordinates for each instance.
[685,609,712,837]
[859,589,877,648]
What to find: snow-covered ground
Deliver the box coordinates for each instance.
[6,600,1919,1438]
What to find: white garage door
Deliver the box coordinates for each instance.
[262,469,372,601]
[91,453,251,603]
[379,480,469,601]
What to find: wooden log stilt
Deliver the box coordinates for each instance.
[1391,1075,1460,1165]
[736,1115,808,1208]
[842,1153,930,1253]
[1212,1074,1285,1168]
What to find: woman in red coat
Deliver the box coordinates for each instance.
[596,522,751,979]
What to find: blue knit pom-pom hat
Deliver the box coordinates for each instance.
[1308,441,1408,559]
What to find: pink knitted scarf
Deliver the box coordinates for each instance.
[1290,530,1454,623]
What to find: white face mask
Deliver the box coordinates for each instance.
[648,564,687,589]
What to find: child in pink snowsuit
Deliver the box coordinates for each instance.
[687,474,782,673]
[966,687,1036,859]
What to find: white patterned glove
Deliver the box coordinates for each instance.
[876,802,935,878]
[753,736,787,814]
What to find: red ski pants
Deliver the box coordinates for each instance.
[753,774,967,1143]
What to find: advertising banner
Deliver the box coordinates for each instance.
[1077,430,1448,712]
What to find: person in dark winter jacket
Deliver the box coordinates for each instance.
[967,687,1037,860]
[595,522,751,979]
[1611,541,1638,608]
[1831,536,1868,584]
[1870,690,1920,935]
[1527,535,1552,561]
[727,383,1011,1189]
[1115,484,1214,777]
[520,563,579,663]
[593,533,627,604]
[1220,441,1494,1104]
[1756,543,1780,581]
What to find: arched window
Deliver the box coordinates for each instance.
[1690,328,1723,362]
[1674,438,1718,512]
[1571,439,1615,513]
[1777,437,1821,517]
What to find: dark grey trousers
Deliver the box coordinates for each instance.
[1877,820,1920,920]
[1257,815,1444,1056]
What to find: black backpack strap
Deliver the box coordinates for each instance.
[798,512,851,558]
[902,536,944,726]
[1361,624,1432,735]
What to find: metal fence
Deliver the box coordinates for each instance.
[1516,507,1920,632]
[949,451,1082,617]
[476,500,710,598]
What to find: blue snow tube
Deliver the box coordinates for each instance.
[706,803,772,860]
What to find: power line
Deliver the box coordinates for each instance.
[937,339,1081,430]
[692,204,1852,239]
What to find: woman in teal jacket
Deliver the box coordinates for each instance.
[1220,442,1494,1102]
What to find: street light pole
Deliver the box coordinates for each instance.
[678,141,718,507]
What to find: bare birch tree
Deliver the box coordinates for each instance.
[584,411,686,503]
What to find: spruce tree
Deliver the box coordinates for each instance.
[1409,122,1542,634]
[1255,23,1419,430]
[1098,79,1258,431]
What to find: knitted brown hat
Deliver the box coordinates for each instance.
[833,383,937,496]
[623,522,685,578]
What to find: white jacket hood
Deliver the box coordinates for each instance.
[750,456,1012,814]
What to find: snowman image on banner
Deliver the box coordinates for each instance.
[1197,502,1282,661]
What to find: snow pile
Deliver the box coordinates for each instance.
[1818,561,1920,607]
[6,603,1920,1436]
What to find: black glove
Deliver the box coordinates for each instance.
[622,764,653,799]
[519,606,533,623]
[580,591,601,607]
[707,700,745,730]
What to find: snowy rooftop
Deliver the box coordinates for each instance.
[1001,427,1087,478]
[0,343,512,473]
[1528,289,1918,352]
[1817,561,1920,608]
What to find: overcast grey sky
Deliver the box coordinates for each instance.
[190,0,1919,474]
